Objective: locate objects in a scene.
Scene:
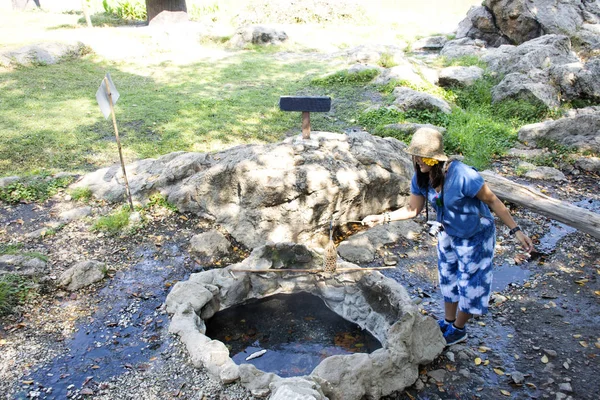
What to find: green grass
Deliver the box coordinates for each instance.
[0,175,74,203]
[92,206,131,234]
[145,193,177,212]
[311,69,380,86]
[0,274,36,315]
[70,186,93,201]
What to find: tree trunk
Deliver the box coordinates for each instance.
[145,0,187,24]
[481,171,600,240]
[81,0,92,28]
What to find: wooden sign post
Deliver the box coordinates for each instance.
[279,96,331,139]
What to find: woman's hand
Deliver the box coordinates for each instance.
[516,231,535,253]
[362,214,384,227]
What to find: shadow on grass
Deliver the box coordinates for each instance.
[0,51,374,177]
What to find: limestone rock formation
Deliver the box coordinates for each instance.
[165,242,445,400]
[73,132,414,250]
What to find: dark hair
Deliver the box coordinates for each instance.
[414,157,445,190]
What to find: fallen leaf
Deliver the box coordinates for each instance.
[179,215,188,220]
[478,346,491,353]
[594,342,600,349]
[573,334,582,338]
[580,341,589,348]
[494,368,505,375]
[91,365,100,369]
[500,389,511,396]
[507,334,514,338]
[526,383,537,389]
[574,279,589,285]
[484,360,490,366]
[541,355,549,363]
[477,321,486,326]
[21,380,34,385]
[594,291,600,296]
[474,357,482,365]
[446,364,456,372]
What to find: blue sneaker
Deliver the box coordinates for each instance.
[443,324,468,346]
[438,319,451,334]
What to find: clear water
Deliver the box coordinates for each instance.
[205,292,382,377]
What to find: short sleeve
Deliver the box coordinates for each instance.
[410,174,424,196]
[461,165,485,198]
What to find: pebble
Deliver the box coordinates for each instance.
[458,368,470,378]
[511,371,525,384]
[445,351,455,362]
[558,383,572,392]
[544,349,558,357]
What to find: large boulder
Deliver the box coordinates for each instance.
[392,87,452,114]
[72,132,414,250]
[518,106,600,152]
[440,38,487,60]
[484,0,600,45]
[456,6,510,47]
[228,25,288,47]
[0,41,89,68]
[491,69,560,108]
[482,35,579,76]
[438,66,484,88]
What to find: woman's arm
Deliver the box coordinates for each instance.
[362,194,425,227]
[476,183,534,252]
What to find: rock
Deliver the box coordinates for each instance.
[440,38,487,59]
[58,206,92,223]
[445,351,455,362]
[438,66,484,88]
[58,260,106,291]
[167,243,445,399]
[414,379,424,390]
[524,166,567,181]
[392,87,452,114]
[0,176,20,188]
[229,25,288,47]
[189,230,232,261]
[508,148,547,158]
[73,132,415,249]
[518,106,600,152]
[427,369,447,383]
[482,35,579,76]
[383,255,398,266]
[0,41,89,67]
[555,393,567,400]
[458,368,471,378]
[511,371,525,384]
[558,382,573,392]
[0,254,47,277]
[456,6,509,47]
[574,156,600,172]
[412,36,448,51]
[340,44,407,65]
[544,349,558,357]
[337,220,421,263]
[491,69,560,108]
[373,59,436,87]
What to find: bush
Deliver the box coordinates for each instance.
[102,0,147,21]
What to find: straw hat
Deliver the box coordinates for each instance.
[405,127,448,161]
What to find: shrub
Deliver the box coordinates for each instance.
[0,274,35,316]
[357,108,405,132]
[70,187,93,202]
[102,0,146,21]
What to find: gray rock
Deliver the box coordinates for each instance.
[574,156,600,172]
[0,254,47,277]
[412,36,448,50]
[373,60,434,87]
[508,148,547,158]
[459,368,471,378]
[229,25,288,47]
[189,230,232,261]
[167,243,445,399]
[440,38,487,59]
[558,382,572,392]
[58,206,92,223]
[427,369,447,383]
[58,260,106,291]
[511,371,525,384]
[491,69,560,108]
[518,106,600,152]
[72,132,415,250]
[337,220,421,264]
[392,87,452,114]
[524,166,567,181]
[340,44,408,65]
[457,6,510,47]
[0,41,89,67]
[0,176,20,188]
[438,66,484,88]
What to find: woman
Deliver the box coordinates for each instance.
[362,128,534,345]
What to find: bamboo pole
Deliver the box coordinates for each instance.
[104,77,134,212]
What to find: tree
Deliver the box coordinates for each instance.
[145,0,187,24]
